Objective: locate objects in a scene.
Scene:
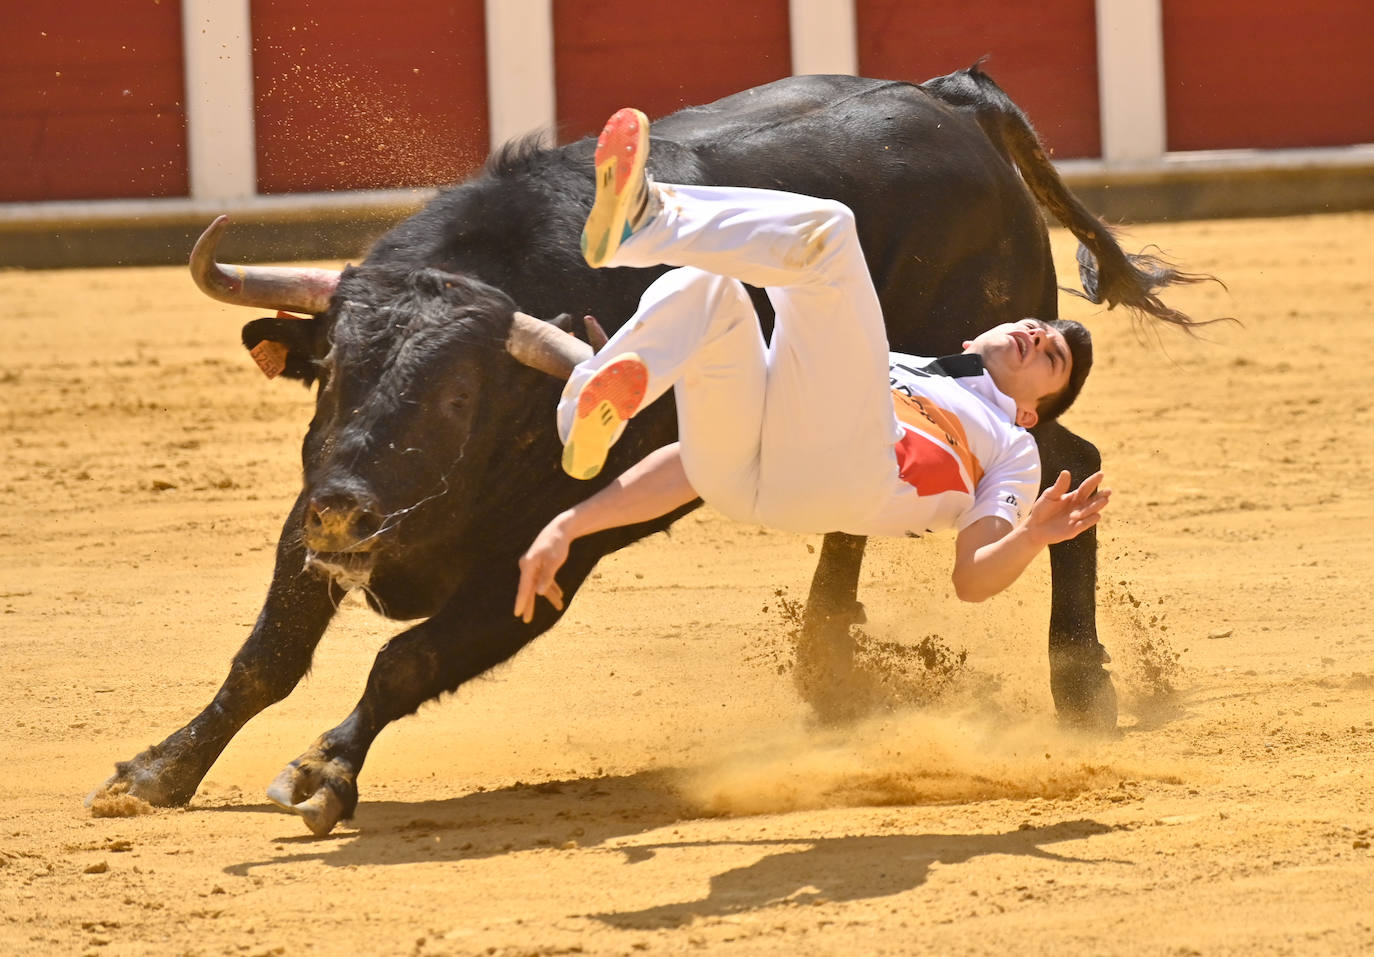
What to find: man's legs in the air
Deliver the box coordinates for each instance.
[562,108,901,532]
[560,267,769,518]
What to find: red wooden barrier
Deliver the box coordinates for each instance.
[553,0,792,143]
[856,0,1102,160]
[251,0,489,192]
[1163,0,1374,151]
[0,5,188,202]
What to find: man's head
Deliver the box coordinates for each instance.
[962,318,1093,428]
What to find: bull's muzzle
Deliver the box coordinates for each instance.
[303,490,384,554]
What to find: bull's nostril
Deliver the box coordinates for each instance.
[352,511,382,541]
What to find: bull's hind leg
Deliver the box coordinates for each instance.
[795,532,869,723]
[90,496,340,807]
[1033,421,1117,730]
[794,430,1117,732]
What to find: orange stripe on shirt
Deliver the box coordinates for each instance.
[892,391,985,490]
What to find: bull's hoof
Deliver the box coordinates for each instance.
[86,746,199,810]
[1051,648,1119,733]
[265,754,358,836]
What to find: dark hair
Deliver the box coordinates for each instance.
[1035,318,1093,422]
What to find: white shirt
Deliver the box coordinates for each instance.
[857,353,1041,539]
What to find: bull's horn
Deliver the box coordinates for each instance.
[506,311,594,379]
[189,215,341,315]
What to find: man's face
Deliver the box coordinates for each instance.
[962,318,1072,428]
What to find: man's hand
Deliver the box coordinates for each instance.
[1025,470,1111,546]
[952,470,1110,603]
[510,443,697,624]
[514,514,572,623]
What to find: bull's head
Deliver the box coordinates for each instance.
[191,217,601,601]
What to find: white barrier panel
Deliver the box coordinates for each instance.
[485,0,556,151]
[181,0,257,202]
[1096,0,1167,166]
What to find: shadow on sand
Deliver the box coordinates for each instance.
[589,818,1120,929]
[212,770,1122,924]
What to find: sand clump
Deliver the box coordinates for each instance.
[1103,579,1189,721]
[87,790,157,819]
[763,588,999,725]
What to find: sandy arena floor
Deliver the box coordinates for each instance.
[1,211,1372,955]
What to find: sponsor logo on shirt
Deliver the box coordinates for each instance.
[890,392,984,497]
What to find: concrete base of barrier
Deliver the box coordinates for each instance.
[0,192,428,270]
[1057,149,1374,224]
[2,150,1373,270]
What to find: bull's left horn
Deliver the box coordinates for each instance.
[190,215,341,315]
[506,311,594,379]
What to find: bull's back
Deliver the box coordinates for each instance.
[652,74,902,142]
[655,74,1057,351]
[381,71,1056,352]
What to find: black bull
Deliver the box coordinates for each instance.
[93,67,1212,835]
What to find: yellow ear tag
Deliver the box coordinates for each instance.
[249,312,309,379]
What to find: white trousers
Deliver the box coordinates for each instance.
[558,184,903,533]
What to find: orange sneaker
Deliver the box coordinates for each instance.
[561,353,649,480]
[581,108,651,268]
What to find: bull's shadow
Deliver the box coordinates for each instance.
[219,769,697,875]
[219,772,1120,922]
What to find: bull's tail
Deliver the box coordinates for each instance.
[921,64,1223,332]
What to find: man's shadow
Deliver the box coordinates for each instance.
[590,818,1119,929]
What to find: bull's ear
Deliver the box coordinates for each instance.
[547,312,607,349]
[242,316,330,384]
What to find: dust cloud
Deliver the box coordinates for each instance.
[674,706,1186,816]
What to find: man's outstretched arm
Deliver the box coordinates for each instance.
[514,442,697,622]
[951,470,1110,603]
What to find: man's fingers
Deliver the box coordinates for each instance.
[516,552,566,624]
[514,556,536,621]
[1067,489,1111,529]
[1069,503,1106,524]
[517,553,557,623]
[543,580,565,612]
[1054,507,1103,542]
[534,563,557,602]
[1036,470,1073,510]
[1086,488,1112,516]
[1066,471,1103,504]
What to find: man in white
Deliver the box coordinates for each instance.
[514,108,1108,622]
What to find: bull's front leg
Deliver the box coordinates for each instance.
[89,496,340,807]
[263,549,581,836]
[795,531,869,723]
[1033,421,1117,731]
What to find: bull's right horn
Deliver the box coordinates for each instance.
[506,311,594,379]
[190,215,341,315]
